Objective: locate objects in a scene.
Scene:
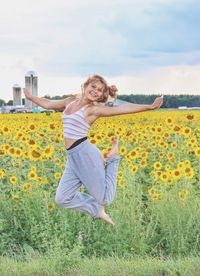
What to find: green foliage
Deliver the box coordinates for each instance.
[0,255,200,275]
[0,170,199,258]
[43,94,75,100]
[6,100,13,106]
[0,98,6,107]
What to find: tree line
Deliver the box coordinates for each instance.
[0,94,200,108]
[117,94,200,108]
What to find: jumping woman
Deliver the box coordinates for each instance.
[23,75,163,225]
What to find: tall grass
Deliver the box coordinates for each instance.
[0,167,199,258]
[0,254,200,276]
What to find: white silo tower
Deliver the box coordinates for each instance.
[13,84,22,106]
[25,70,38,110]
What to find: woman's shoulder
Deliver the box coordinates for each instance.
[64,94,79,107]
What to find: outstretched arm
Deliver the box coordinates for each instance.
[23,88,73,110]
[92,96,164,118]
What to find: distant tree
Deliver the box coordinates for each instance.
[44,94,51,99]
[7,100,13,106]
[117,94,200,108]
[0,99,6,107]
[5,94,200,108]
[44,94,75,100]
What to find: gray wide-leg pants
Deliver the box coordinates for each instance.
[55,140,121,218]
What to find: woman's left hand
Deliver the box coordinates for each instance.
[151,96,164,110]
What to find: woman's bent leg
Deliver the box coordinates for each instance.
[69,141,121,207]
[55,162,101,218]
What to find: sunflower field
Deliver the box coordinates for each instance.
[0,110,199,258]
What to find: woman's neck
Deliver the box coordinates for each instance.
[76,95,94,106]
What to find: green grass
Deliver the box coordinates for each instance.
[0,255,199,276]
[0,168,199,258]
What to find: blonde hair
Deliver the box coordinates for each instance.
[82,74,118,103]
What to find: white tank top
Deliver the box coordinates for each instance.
[62,99,90,140]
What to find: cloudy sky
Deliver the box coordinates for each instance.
[1,0,200,101]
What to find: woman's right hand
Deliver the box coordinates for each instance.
[23,88,32,100]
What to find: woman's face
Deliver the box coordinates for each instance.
[84,81,105,102]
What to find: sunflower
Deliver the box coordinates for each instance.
[28,170,38,180]
[10,175,17,185]
[129,149,139,160]
[182,127,192,136]
[15,148,22,157]
[37,176,48,185]
[148,187,155,194]
[28,123,37,131]
[151,142,157,148]
[170,142,177,149]
[151,170,162,180]
[118,179,125,189]
[156,126,162,133]
[165,117,173,125]
[48,123,56,130]
[22,183,32,193]
[173,125,181,132]
[195,148,200,157]
[12,194,19,201]
[28,139,36,146]
[90,139,96,144]
[179,189,189,201]
[159,172,169,182]
[28,149,42,160]
[169,157,175,164]
[0,169,5,179]
[8,147,15,156]
[132,137,138,143]
[125,154,131,163]
[184,159,191,165]
[186,114,194,120]
[184,167,195,179]
[163,132,170,139]
[151,193,161,201]
[42,145,54,159]
[177,162,185,170]
[0,149,6,157]
[159,141,165,148]
[166,178,174,186]
[141,152,148,158]
[48,202,56,212]
[153,162,162,170]
[130,164,138,174]
[172,169,182,179]
[126,130,132,137]
[158,152,164,158]
[165,164,171,171]
[54,172,61,180]
[167,152,175,159]
[119,146,127,155]
[96,134,102,141]
[140,159,147,167]
[3,127,10,133]
[55,157,61,165]
[31,165,37,171]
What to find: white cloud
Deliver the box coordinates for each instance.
[109,65,200,95]
[0,0,200,102]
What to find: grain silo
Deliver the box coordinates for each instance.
[25,70,38,110]
[13,84,22,106]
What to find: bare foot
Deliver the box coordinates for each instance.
[99,207,115,226]
[106,136,120,158]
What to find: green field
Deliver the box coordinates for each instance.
[0,111,199,275]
